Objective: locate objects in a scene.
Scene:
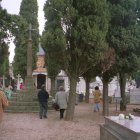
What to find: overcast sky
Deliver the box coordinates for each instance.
[1,0,46,63]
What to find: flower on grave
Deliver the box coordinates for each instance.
[119,114,125,120]
[125,115,129,119]
[128,113,135,120]
[119,113,135,120]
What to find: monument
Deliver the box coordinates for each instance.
[5,24,39,112]
[24,24,36,90]
[17,24,37,101]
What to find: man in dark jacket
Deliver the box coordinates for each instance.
[38,84,49,119]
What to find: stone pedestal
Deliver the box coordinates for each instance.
[17,76,37,102]
[4,76,39,112]
[24,76,36,91]
[100,116,140,140]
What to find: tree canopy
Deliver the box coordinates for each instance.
[43,0,109,120]
[107,0,140,74]
[0,4,11,76]
[13,0,39,78]
[107,0,140,110]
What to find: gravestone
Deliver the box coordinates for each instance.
[130,88,140,104]
[100,116,140,140]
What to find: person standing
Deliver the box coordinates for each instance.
[55,86,68,119]
[20,83,23,90]
[93,86,101,112]
[0,89,8,123]
[37,84,49,119]
[4,85,12,100]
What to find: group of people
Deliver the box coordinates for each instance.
[0,82,101,122]
[0,83,69,122]
[37,85,101,120]
[0,84,14,123]
[38,85,68,119]
[4,85,13,100]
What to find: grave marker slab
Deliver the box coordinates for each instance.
[100,116,140,140]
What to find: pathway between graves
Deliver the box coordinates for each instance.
[0,103,140,140]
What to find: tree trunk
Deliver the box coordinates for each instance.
[50,77,55,97]
[85,78,90,103]
[65,77,77,121]
[119,73,127,111]
[102,79,109,116]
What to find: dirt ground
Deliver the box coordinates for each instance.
[0,102,140,140]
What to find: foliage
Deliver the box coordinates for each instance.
[107,0,139,75]
[131,0,140,82]
[42,29,64,79]
[42,0,67,96]
[0,5,11,76]
[107,0,140,110]
[11,15,28,78]
[43,0,109,120]
[62,0,109,78]
[0,6,11,46]
[13,0,39,78]
[0,44,9,76]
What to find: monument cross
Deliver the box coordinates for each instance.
[27,24,36,76]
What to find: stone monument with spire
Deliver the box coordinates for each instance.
[24,24,36,90]
[17,24,37,102]
[5,24,41,112]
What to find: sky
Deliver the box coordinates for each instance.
[1,0,46,63]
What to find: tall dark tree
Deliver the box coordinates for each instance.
[44,0,109,120]
[97,47,116,116]
[91,48,115,116]
[82,69,94,103]
[0,44,9,77]
[42,2,65,96]
[82,67,101,103]
[11,15,28,78]
[13,0,39,78]
[42,29,64,97]
[133,0,140,85]
[0,4,11,83]
[107,0,140,110]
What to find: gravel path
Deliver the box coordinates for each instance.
[0,103,139,140]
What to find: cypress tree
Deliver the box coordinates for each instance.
[0,5,11,77]
[13,0,39,78]
[42,0,65,97]
[107,0,140,110]
[43,0,109,120]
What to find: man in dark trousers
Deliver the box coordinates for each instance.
[38,84,49,119]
